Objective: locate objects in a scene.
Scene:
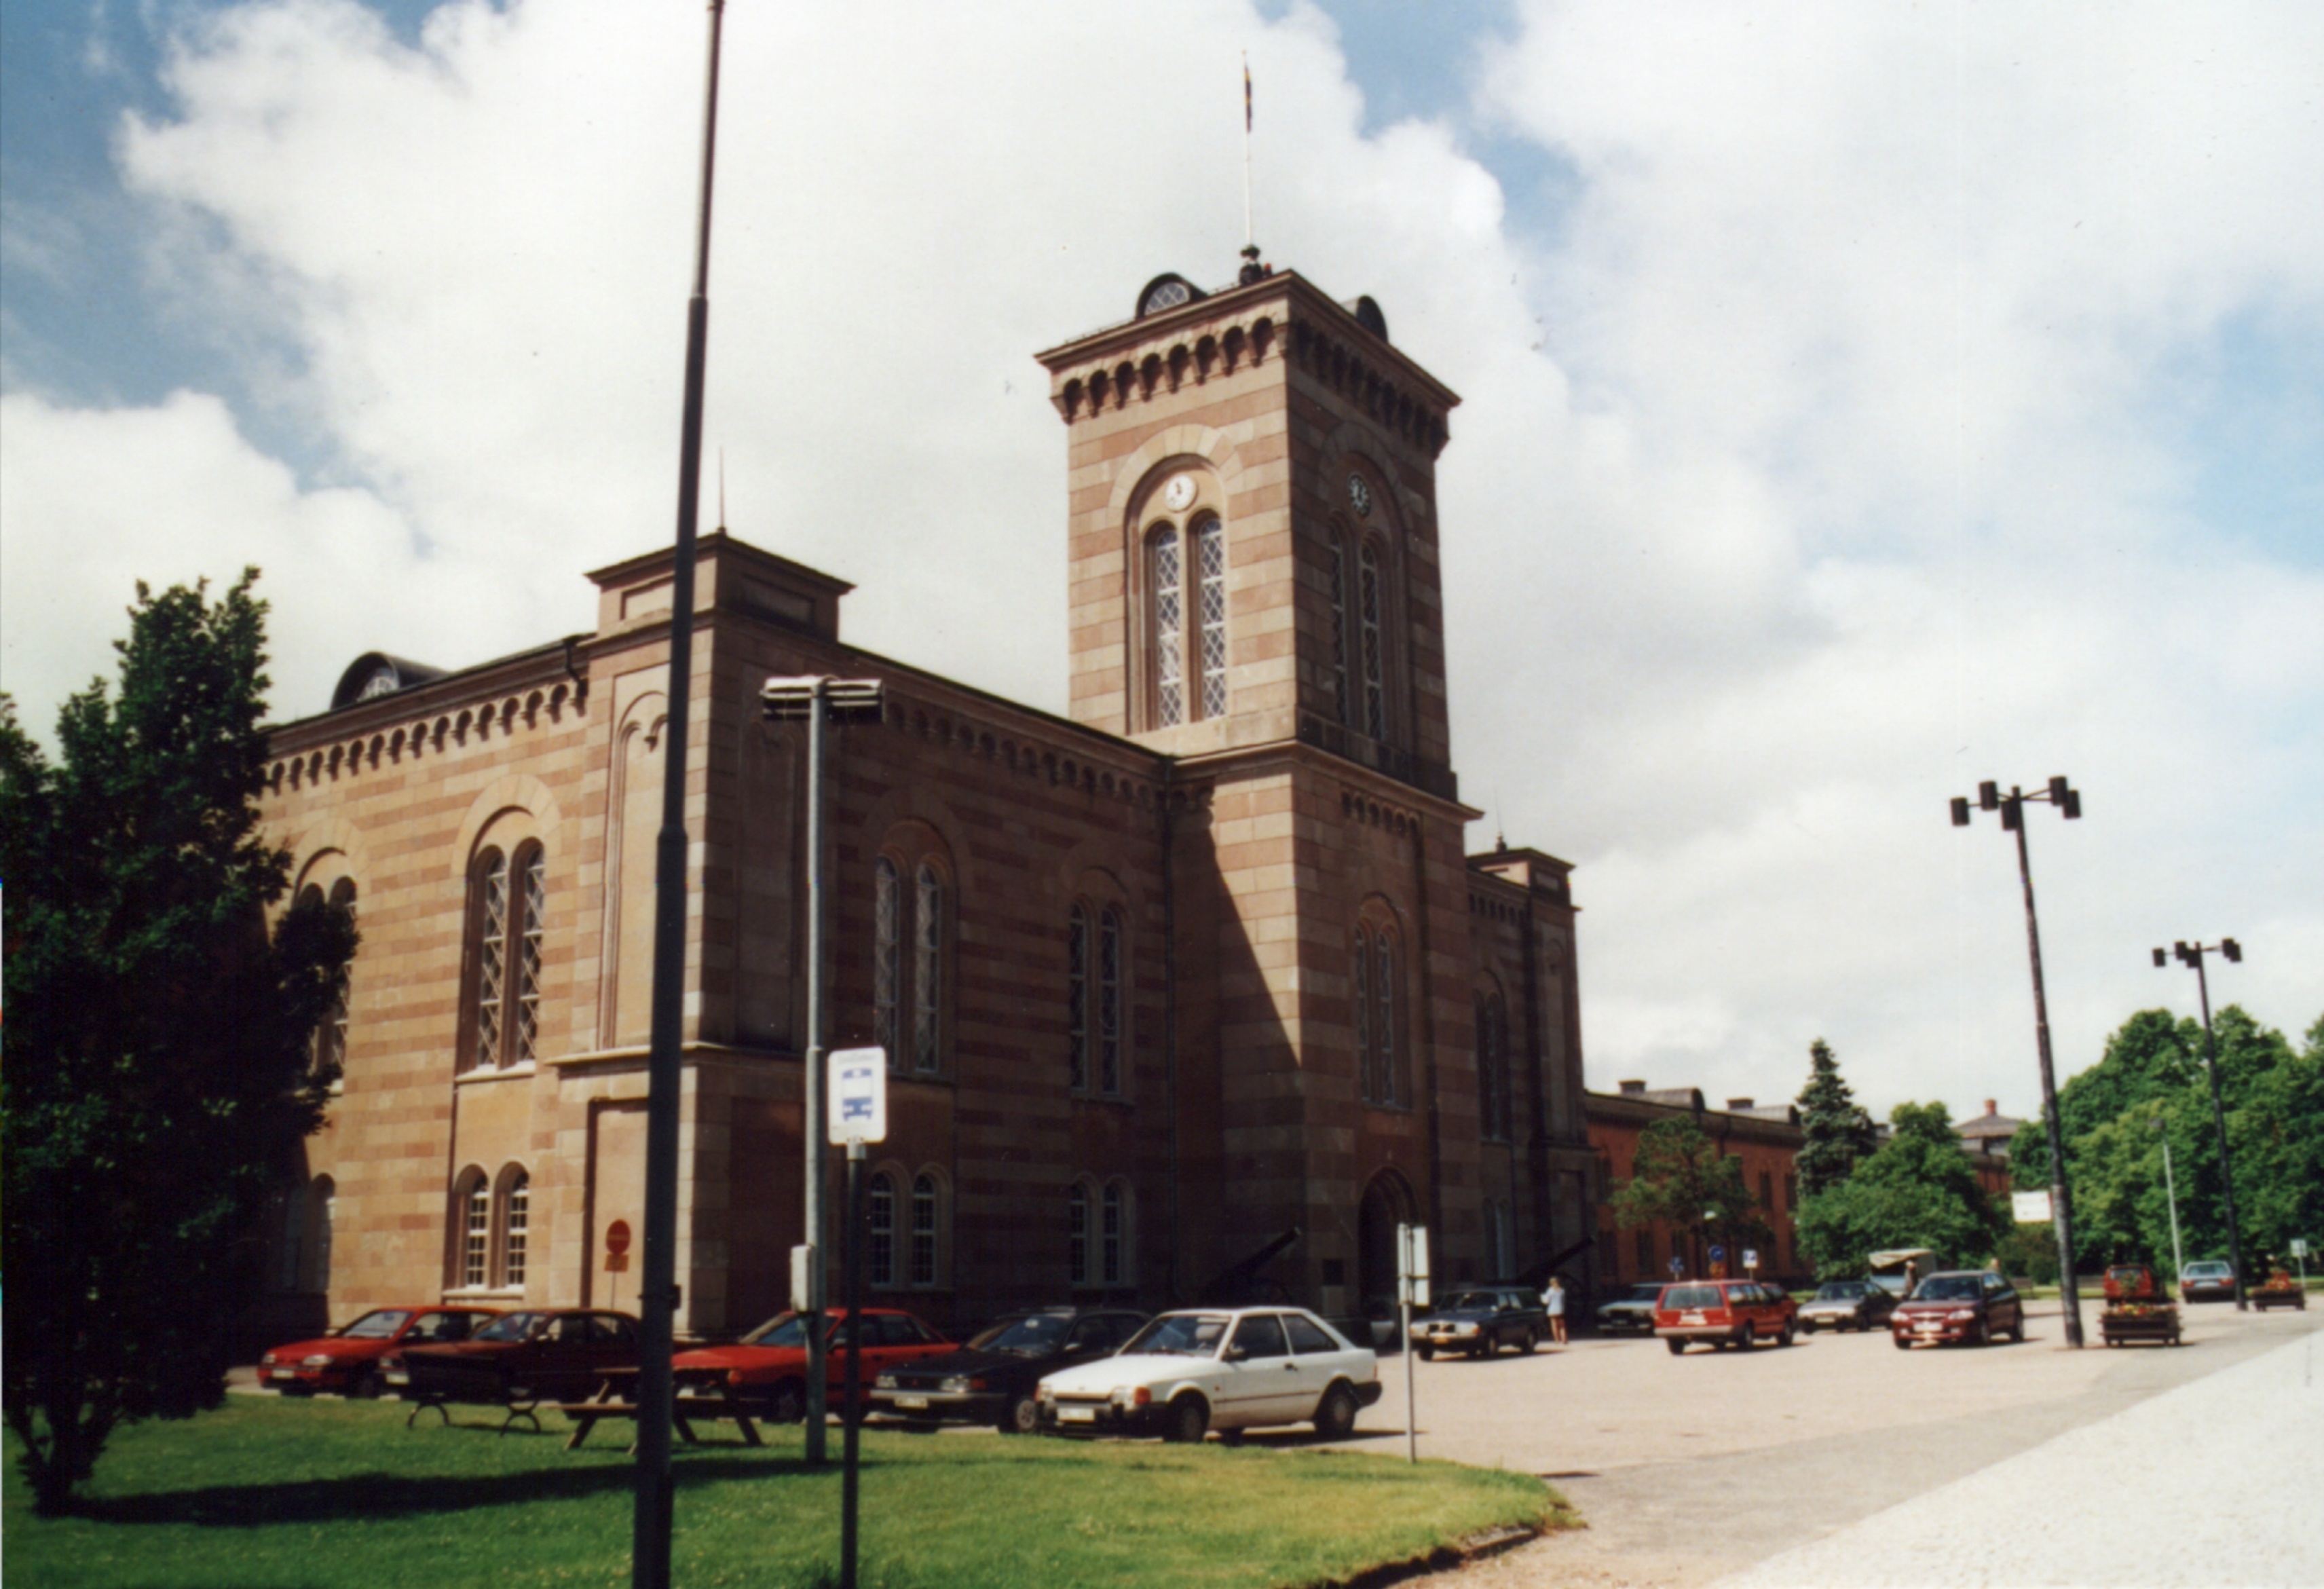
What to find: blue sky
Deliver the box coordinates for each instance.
[4,0,2319,1120]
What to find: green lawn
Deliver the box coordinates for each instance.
[4,1396,1566,1589]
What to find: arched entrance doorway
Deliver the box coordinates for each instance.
[1357,1171,1418,1322]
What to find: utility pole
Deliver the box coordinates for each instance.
[2152,1112,2185,1281]
[1951,777,2085,1347]
[635,3,727,1582]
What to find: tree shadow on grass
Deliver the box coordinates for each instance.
[73,1451,842,1527]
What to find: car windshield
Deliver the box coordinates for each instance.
[969,1315,1070,1354]
[475,1312,544,1342]
[1814,1283,1867,1301]
[1621,1286,1664,1303]
[1121,1314,1229,1356]
[337,1309,414,1339]
[739,1314,812,1349]
[1911,1276,1982,1301]
[1440,1292,1499,1313]
[1663,1286,1721,1309]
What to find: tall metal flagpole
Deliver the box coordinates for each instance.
[635,3,726,1585]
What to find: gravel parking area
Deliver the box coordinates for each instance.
[1324,1301,2323,1588]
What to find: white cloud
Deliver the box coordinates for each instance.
[3,0,2318,1123]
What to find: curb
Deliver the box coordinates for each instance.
[1320,1523,1544,1588]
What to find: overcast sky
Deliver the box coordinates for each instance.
[4,0,2319,1123]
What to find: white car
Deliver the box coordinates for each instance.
[1034,1306,1383,1443]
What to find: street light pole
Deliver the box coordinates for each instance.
[1951,777,2084,1347]
[762,675,886,1461]
[2154,937,2247,1309]
[2152,1113,2184,1281]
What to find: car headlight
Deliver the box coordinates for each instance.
[262,1352,278,1366]
[1454,1323,1478,1335]
[941,1376,971,1394]
[728,1369,745,1386]
[874,1374,897,1389]
[1036,1384,1055,1402]
[1947,1309,1975,1321]
[303,1354,334,1368]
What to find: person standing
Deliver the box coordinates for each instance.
[1543,1275,1569,1346]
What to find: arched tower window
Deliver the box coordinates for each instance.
[1068,903,1090,1092]
[914,864,944,1075]
[1355,918,1403,1108]
[502,1170,529,1287]
[1101,1180,1131,1286]
[1147,512,1229,727]
[1328,533,1353,727]
[911,1174,939,1287]
[462,1174,491,1288]
[1357,540,1388,741]
[1098,907,1124,1096]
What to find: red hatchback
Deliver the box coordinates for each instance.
[1653,1280,1798,1354]
[673,1309,954,1422]
[1890,1271,2024,1347]
[260,1306,501,1398]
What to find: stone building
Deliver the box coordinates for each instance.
[251,262,1597,1345]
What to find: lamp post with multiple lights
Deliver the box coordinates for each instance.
[762,675,887,1459]
[2154,937,2248,1309]
[1951,776,2085,1347]
[2151,1110,2185,1282]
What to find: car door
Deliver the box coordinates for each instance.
[1217,1313,1296,1427]
[1282,1311,1353,1417]
[1982,1273,2018,1334]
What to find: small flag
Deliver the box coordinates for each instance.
[1244,58,1253,134]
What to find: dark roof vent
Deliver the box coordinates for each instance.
[331,652,448,711]
[1352,295,1389,342]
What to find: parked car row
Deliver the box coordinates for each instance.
[263,1301,1383,1444]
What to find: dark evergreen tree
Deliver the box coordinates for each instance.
[1,573,356,1516]
[1794,1038,1877,1198]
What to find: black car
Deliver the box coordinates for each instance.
[868,1307,1149,1433]
[1594,1282,1666,1336]
[1409,1288,1547,1359]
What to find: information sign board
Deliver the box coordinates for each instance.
[829,1047,888,1145]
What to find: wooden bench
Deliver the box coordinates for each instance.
[553,1390,764,1453]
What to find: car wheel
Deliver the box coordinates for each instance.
[1000,1394,1041,1436]
[1313,1383,1359,1441]
[1737,1324,1755,1349]
[1163,1395,1209,1444]
[1666,1338,1687,1356]
[1415,1345,1434,1362]
[1799,1320,1816,1334]
[1970,1320,1989,1347]
[1522,1328,1539,1353]
[2009,1315,2025,1344]
[349,1370,384,1400]
[769,1380,806,1425]
[1778,1322,1795,1347]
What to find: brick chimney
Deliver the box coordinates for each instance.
[1619,1080,1647,1096]
[1726,1098,1755,1110]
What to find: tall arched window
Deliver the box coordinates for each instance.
[1148,514,1229,726]
[502,1171,529,1287]
[1068,904,1090,1091]
[1477,991,1510,1142]
[1152,526,1186,725]
[911,1174,939,1287]
[873,857,900,1058]
[867,1174,896,1288]
[1195,516,1228,718]
[1098,908,1123,1095]
[1101,1181,1129,1286]
[914,865,943,1074]
[466,844,546,1070]
[1068,1182,1091,1286]
[462,1176,491,1288]
[1328,534,1353,727]
[1357,540,1387,741]
[1356,922,1401,1108]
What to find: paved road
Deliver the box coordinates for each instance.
[1314,1301,2323,1588]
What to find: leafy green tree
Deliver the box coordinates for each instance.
[1795,1102,2008,1278]
[2008,1005,2319,1275]
[1609,1117,1766,1269]
[1795,1038,1877,1198]
[1,574,356,1516]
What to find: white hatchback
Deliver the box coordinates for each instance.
[1034,1306,1383,1443]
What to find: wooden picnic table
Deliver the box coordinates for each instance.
[554,1367,764,1453]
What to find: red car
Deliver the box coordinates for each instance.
[383,1309,641,1404]
[673,1308,954,1421]
[259,1306,500,1398]
[1653,1280,1798,1354]
[1890,1271,2025,1347]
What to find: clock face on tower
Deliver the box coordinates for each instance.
[1163,474,1197,511]
[1347,473,1372,517]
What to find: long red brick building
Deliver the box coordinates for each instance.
[250,261,1602,1344]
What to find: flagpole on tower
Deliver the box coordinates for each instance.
[1242,53,1254,250]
